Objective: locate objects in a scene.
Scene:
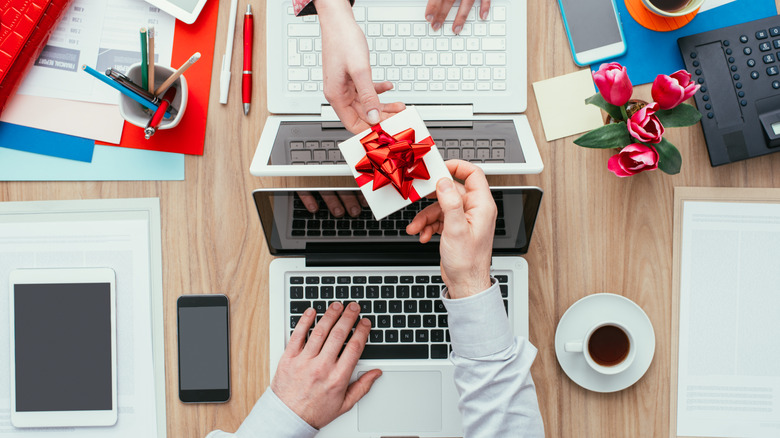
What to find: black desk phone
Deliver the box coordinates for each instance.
[678,15,780,166]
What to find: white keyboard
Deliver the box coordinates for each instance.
[285,5,509,93]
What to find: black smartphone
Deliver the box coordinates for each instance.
[177,294,230,403]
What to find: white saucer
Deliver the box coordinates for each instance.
[554,293,655,393]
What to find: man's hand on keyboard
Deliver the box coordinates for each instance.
[298,190,368,218]
[425,0,490,34]
[272,302,382,429]
[405,160,496,299]
[315,0,405,133]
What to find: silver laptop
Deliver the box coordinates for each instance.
[254,186,542,437]
[251,0,543,177]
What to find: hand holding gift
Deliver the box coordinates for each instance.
[339,107,451,220]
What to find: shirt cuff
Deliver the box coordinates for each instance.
[295,0,355,16]
[442,279,514,359]
[223,387,318,438]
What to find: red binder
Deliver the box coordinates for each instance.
[0,0,75,115]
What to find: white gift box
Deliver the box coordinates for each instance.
[338,107,452,220]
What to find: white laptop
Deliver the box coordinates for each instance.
[254,186,542,437]
[250,0,543,177]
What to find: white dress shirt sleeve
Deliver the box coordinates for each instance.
[442,280,545,438]
[205,387,318,438]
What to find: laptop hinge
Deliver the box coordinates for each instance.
[320,104,474,120]
[306,252,440,267]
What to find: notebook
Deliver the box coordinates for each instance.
[250,0,543,177]
[253,186,542,437]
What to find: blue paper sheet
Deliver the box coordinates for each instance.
[592,0,778,84]
[0,145,184,181]
[0,122,95,162]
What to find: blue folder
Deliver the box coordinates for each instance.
[0,122,95,162]
[592,0,778,85]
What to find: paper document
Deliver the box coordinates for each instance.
[699,0,737,13]
[0,199,166,437]
[17,0,175,105]
[1,95,124,144]
[532,69,604,142]
[677,200,780,437]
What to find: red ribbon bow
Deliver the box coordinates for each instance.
[354,124,433,201]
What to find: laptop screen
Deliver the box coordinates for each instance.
[267,121,528,165]
[252,187,542,256]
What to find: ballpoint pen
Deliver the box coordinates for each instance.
[155,52,200,96]
[106,69,162,104]
[140,27,148,90]
[145,86,177,139]
[242,4,253,115]
[82,65,172,118]
[219,0,239,104]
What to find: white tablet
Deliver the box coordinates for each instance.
[9,268,118,428]
[144,0,209,24]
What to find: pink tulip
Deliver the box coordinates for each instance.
[651,70,700,110]
[627,102,665,144]
[592,63,633,106]
[607,144,659,177]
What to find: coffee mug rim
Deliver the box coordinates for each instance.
[582,322,636,375]
[641,0,705,17]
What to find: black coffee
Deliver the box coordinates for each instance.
[588,325,630,366]
[648,0,691,12]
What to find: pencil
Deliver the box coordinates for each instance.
[154,52,200,95]
[147,26,155,94]
[140,27,148,90]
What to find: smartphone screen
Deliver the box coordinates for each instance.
[559,0,624,64]
[177,295,230,403]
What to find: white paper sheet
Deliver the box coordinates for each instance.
[0,199,166,437]
[17,0,175,105]
[699,0,737,13]
[0,95,124,144]
[677,201,780,437]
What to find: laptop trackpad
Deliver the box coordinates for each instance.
[357,371,443,433]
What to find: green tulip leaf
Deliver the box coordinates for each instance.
[656,103,702,128]
[654,138,682,174]
[585,93,624,122]
[574,122,634,149]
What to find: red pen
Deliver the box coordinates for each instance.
[242,4,253,115]
[144,86,177,139]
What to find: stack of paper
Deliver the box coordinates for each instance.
[0,0,219,181]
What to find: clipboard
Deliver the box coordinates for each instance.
[671,187,780,438]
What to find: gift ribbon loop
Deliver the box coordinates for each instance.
[354,124,432,200]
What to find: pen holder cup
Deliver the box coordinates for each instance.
[118,62,188,130]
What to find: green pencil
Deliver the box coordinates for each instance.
[140,27,148,90]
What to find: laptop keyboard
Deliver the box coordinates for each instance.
[291,191,508,236]
[286,5,508,93]
[289,138,507,165]
[288,273,510,359]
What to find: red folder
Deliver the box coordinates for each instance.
[0,0,75,115]
[96,0,219,156]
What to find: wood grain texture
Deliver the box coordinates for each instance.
[2,1,779,436]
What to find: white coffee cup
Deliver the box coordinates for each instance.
[640,0,705,17]
[564,322,636,375]
[118,62,188,130]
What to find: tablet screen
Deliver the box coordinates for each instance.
[13,283,113,412]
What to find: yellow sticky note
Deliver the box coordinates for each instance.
[532,69,605,142]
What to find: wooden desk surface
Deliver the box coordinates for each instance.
[3,1,780,436]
